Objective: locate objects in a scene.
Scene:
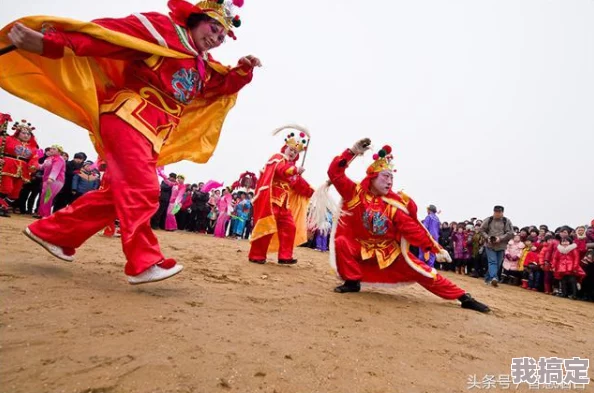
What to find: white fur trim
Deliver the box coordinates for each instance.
[272,124,310,139]
[400,238,437,279]
[557,243,578,254]
[133,13,168,48]
[307,182,340,234]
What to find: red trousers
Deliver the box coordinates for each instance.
[28,114,164,276]
[249,204,296,260]
[0,175,24,200]
[335,235,465,300]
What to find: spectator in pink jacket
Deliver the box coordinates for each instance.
[502,234,525,285]
[36,145,66,218]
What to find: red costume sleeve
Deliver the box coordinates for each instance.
[202,64,254,99]
[27,154,38,174]
[395,209,440,253]
[274,161,297,180]
[291,176,314,198]
[328,149,357,200]
[42,29,151,60]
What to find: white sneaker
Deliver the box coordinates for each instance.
[127,264,183,285]
[23,227,75,262]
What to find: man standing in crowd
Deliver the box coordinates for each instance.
[151,172,176,230]
[480,205,515,287]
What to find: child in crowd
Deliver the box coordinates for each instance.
[502,234,525,285]
[552,237,585,299]
[519,238,539,290]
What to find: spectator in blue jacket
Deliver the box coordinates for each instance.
[72,160,100,200]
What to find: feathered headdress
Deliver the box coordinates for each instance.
[272,124,310,153]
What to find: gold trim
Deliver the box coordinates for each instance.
[139,87,182,116]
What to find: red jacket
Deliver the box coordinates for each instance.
[552,244,585,280]
[522,249,539,268]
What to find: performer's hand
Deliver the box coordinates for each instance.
[0,158,4,165]
[351,138,372,155]
[238,55,262,68]
[7,23,44,54]
[297,167,305,175]
[47,178,54,184]
[436,249,452,263]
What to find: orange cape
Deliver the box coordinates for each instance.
[0,15,237,166]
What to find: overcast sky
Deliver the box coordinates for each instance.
[1,0,593,228]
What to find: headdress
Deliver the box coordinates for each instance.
[0,113,12,135]
[11,119,36,135]
[272,124,310,154]
[366,145,395,175]
[168,0,244,40]
[51,144,64,152]
[232,171,258,190]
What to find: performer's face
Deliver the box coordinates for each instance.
[48,147,59,156]
[370,171,393,196]
[285,146,299,162]
[17,130,31,142]
[191,19,226,52]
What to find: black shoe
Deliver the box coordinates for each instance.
[334,280,361,293]
[278,259,297,265]
[249,259,266,264]
[0,208,11,218]
[459,294,490,313]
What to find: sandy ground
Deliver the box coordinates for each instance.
[1,215,593,393]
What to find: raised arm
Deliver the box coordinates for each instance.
[395,209,441,254]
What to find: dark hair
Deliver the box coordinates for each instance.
[187,13,215,29]
[493,205,504,212]
[561,237,573,244]
[544,234,553,241]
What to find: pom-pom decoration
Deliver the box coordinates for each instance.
[373,154,379,160]
[232,16,241,27]
[382,145,392,154]
[378,149,386,158]
[232,0,244,7]
[299,132,305,138]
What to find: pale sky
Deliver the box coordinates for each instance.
[1,0,593,229]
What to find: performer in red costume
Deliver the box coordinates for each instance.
[249,126,314,265]
[2,0,261,284]
[0,117,39,217]
[324,138,490,313]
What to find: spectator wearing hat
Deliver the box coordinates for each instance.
[479,205,515,287]
[71,160,100,200]
[53,151,87,211]
[418,204,441,267]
